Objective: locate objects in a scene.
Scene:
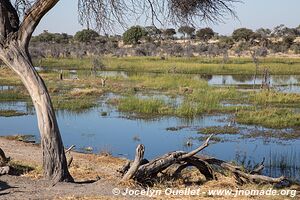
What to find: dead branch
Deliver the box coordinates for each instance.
[119,135,290,186]
[122,144,145,181]
[120,135,213,182]
[0,148,10,166]
[65,145,76,154]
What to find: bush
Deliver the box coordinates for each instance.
[74,29,99,43]
[123,26,147,45]
[232,28,254,41]
[196,28,214,41]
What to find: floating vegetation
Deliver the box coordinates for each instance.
[242,130,300,140]
[166,126,189,131]
[198,126,240,135]
[100,111,108,116]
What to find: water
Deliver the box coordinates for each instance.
[1,71,300,181]
[0,97,299,181]
[0,86,15,91]
[208,75,300,93]
[35,67,300,93]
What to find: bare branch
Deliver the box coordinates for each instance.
[17,0,60,48]
[78,0,241,33]
[181,134,213,159]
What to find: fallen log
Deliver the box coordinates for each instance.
[0,148,9,167]
[119,135,289,186]
[120,135,215,182]
[0,148,10,175]
[196,155,287,184]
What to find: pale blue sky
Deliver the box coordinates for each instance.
[35,0,300,36]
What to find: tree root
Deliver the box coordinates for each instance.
[118,135,290,186]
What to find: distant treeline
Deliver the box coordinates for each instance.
[30,24,300,59]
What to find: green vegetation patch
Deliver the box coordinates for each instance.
[242,130,300,140]
[0,90,29,101]
[0,110,28,117]
[249,91,300,106]
[103,56,300,75]
[198,126,240,135]
[236,108,300,129]
[117,96,174,116]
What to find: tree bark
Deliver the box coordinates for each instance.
[122,144,145,181]
[0,41,73,183]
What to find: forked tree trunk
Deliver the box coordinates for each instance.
[1,41,73,183]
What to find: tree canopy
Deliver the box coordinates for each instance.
[232,28,255,41]
[123,26,147,45]
[74,29,99,43]
[196,28,215,41]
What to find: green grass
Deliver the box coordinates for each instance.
[176,87,242,117]
[236,108,300,129]
[0,90,29,101]
[128,74,209,92]
[248,90,300,106]
[0,110,28,117]
[51,96,97,112]
[38,56,300,75]
[103,56,300,75]
[117,96,173,116]
[242,130,300,140]
[198,126,240,135]
[37,57,92,70]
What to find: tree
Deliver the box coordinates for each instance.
[32,31,71,43]
[178,25,195,39]
[144,26,162,40]
[74,29,99,43]
[162,28,177,40]
[0,0,239,184]
[232,28,254,41]
[282,35,296,48]
[256,28,271,38]
[123,26,147,45]
[196,28,215,41]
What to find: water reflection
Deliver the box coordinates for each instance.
[208,75,300,93]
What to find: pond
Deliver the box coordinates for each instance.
[208,75,300,93]
[0,95,299,181]
[35,67,300,93]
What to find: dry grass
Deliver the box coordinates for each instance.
[70,88,104,97]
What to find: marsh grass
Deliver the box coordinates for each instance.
[38,56,300,75]
[249,90,300,106]
[0,90,29,101]
[198,126,240,135]
[242,130,300,140]
[117,96,174,116]
[103,56,300,75]
[236,108,300,129]
[51,96,97,112]
[0,110,27,117]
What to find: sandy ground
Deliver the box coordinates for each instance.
[0,138,126,200]
[0,138,299,200]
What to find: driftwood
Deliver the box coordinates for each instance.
[120,135,215,182]
[65,145,75,167]
[0,148,10,175]
[119,135,289,186]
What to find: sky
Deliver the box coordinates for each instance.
[34,0,300,36]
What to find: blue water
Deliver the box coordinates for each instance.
[0,97,299,181]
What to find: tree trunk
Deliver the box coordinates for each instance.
[0,41,73,183]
